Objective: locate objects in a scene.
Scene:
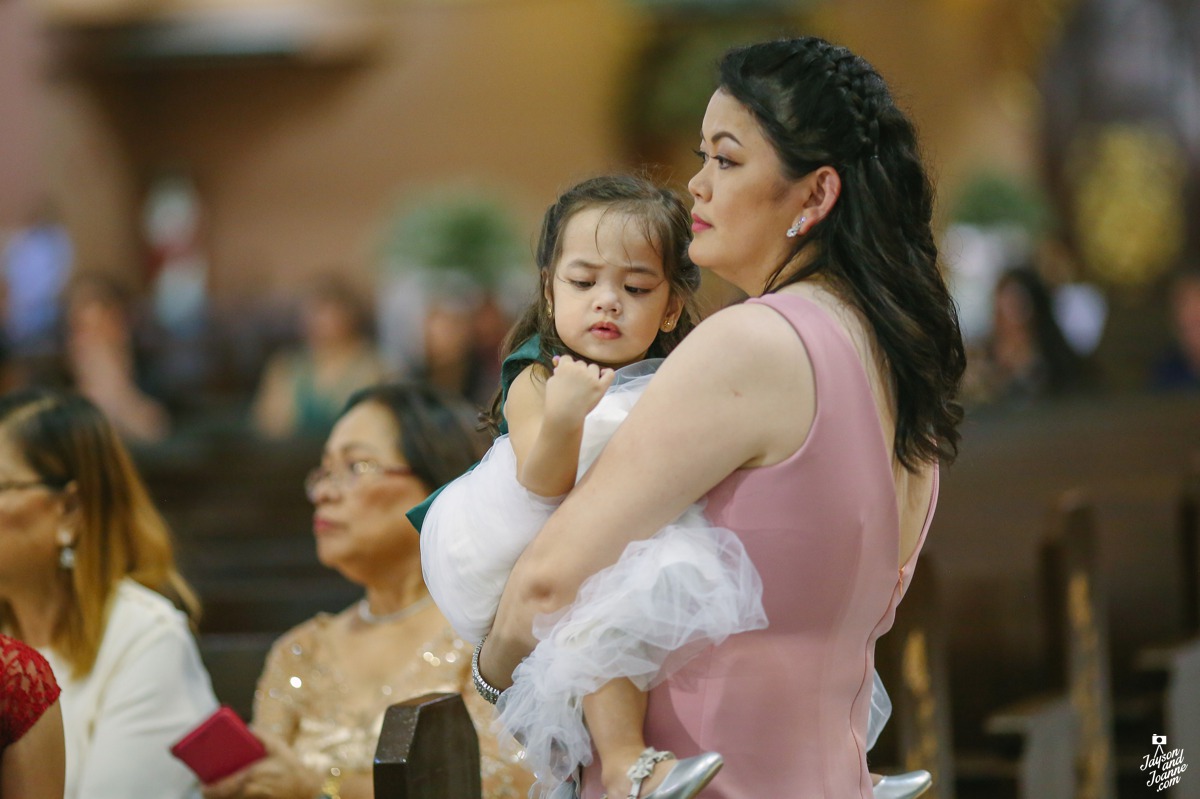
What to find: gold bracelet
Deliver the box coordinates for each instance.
[316,766,342,799]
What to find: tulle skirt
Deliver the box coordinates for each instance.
[493,507,768,798]
[420,360,670,646]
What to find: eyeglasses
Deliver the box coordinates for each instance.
[0,479,52,493]
[304,460,415,501]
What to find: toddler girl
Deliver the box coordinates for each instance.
[419,175,758,799]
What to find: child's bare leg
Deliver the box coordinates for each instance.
[583,678,672,797]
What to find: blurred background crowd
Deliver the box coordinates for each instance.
[2,0,1199,431]
[2,0,1199,797]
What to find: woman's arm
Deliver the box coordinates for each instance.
[480,303,815,686]
[0,698,65,799]
[81,619,219,799]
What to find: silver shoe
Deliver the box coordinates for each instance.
[627,749,723,799]
[873,770,933,799]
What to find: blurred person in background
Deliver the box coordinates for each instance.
[1151,266,1200,391]
[204,383,532,799]
[63,275,170,443]
[252,277,386,439]
[414,295,496,409]
[3,203,72,360]
[0,388,217,799]
[0,318,15,394]
[968,265,1094,405]
[1,631,65,798]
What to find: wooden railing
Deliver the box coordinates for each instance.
[374,693,481,799]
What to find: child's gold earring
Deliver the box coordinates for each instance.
[661,317,676,332]
[546,303,553,319]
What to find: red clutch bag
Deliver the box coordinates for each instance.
[170,706,267,785]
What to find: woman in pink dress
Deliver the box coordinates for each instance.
[477,36,965,799]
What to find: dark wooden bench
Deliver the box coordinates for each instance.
[375,693,481,799]
[927,395,1200,796]
[983,491,1117,799]
[1132,453,1200,799]
[198,632,277,721]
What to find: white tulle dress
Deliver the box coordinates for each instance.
[420,358,890,798]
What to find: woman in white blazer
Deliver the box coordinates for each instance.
[0,388,217,799]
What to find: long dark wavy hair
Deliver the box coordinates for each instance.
[483,175,701,433]
[718,37,966,469]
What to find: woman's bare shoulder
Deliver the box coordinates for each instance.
[646,299,815,467]
[661,300,810,388]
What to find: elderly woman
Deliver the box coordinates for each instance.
[477,37,965,799]
[205,383,533,799]
[0,388,218,799]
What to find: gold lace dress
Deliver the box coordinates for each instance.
[253,604,531,798]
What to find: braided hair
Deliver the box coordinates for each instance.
[718,37,965,469]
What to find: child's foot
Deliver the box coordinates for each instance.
[608,748,722,799]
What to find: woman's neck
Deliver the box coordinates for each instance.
[360,566,430,619]
[312,337,365,363]
[3,580,68,649]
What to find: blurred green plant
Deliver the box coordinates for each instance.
[949,170,1054,237]
[380,188,525,290]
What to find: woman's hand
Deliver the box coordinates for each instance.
[543,354,615,430]
[200,734,323,799]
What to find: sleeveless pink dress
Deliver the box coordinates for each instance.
[580,293,939,799]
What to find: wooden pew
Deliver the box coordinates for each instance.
[1132,453,1200,799]
[985,491,1117,799]
[375,693,481,799]
[874,556,956,799]
[1179,451,1200,636]
[198,632,276,721]
[930,394,1200,763]
[1165,454,1200,799]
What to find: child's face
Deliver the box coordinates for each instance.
[547,207,680,369]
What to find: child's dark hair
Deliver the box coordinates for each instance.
[483,175,701,433]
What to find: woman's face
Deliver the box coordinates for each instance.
[687,90,810,294]
[0,430,67,592]
[303,296,359,348]
[308,403,429,586]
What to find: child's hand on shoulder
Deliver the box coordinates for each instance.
[543,354,615,429]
